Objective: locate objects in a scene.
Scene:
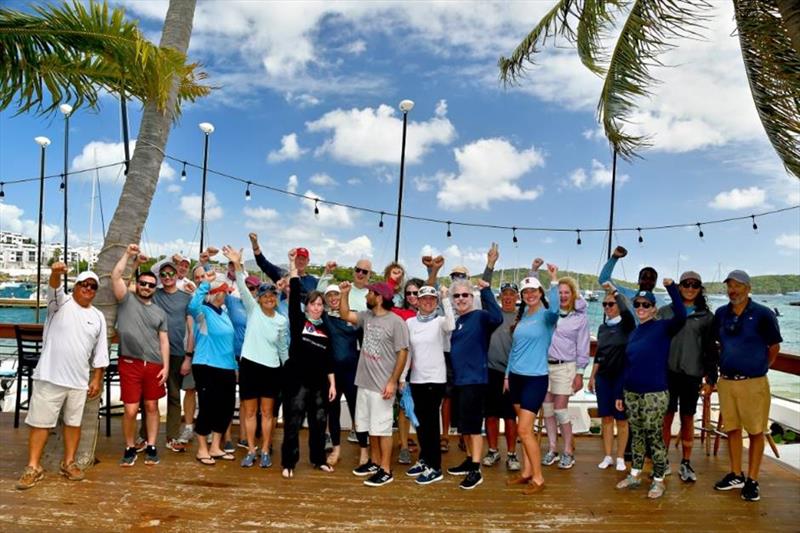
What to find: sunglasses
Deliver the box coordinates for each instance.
[159,270,176,278]
[78,282,98,291]
[138,281,157,289]
[354,267,369,275]
[452,292,472,299]
[405,291,419,297]
[633,301,653,309]
[601,301,616,308]
[500,283,518,292]
[450,273,468,280]
[680,281,701,289]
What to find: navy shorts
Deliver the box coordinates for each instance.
[485,369,516,419]
[595,373,626,420]
[508,373,548,414]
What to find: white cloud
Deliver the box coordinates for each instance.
[166,184,182,194]
[302,189,355,228]
[346,40,367,55]
[436,138,544,210]
[568,159,629,189]
[775,234,800,252]
[307,104,456,166]
[243,206,279,221]
[0,202,59,242]
[708,187,767,210]
[284,92,321,108]
[140,238,201,260]
[346,177,362,185]
[267,133,307,162]
[419,243,486,274]
[180,191,223,222]
[70,140,174,184]
[435,99,448,117]
[309,173,338,187]
[286,174,299,193]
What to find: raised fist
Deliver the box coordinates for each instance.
[476,279,490,290]
[531,258,544,271]
[50,262,68,275]
[325,261,338,274]
[205,246,219,257]
[432,255,445,269]
[421,256,434,268]
[338,281,352,294]
[663,278,674,287]
[126,244,140,257]
[487,242,499,266]
[613,246,627,259]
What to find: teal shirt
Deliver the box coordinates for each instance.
[235,272,289,368]
[188,282,237,370]
[507,305,559,377]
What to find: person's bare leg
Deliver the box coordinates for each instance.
[379,435,393,473]
[469,434,482,463]
[602,417,614,457]
[662,411,675,448]
[209,432,224,456]
[486,417,499,451]
[441,397,451,440]
[62,425,81,464]
[542,392,557,452]
[747,433,765,480]
[369,436,381,465]
[122,403,139,448]
[27,427,50,469]
[505,418,518,454]
[399,410,411,450]
[680,414,694,461]
[615,421,629,460]
[553,394,573,454]
[727,429,743,474]
[260,398,275,454]
[241,399,257,453]
[518,409,544,485]
[183,389,196,425]
[144,400,159,445]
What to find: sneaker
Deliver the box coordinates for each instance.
[222,441,236,454]
[416,467,444,485]
[237,439,249,450]
[134,437,147,453]
[15,466,44,490]
[558,453,575,469]
[506,453,521,472]
[648,479,666,499]
[120,447,137,467]
[741,478,760,502]
[363,468,394,487]
[166,439,186,453]
[447,458,473,476]
[714,472,745,491]
[459,470,483,490]
[406,460,427,477]
[398,447,412,465]
[240,451,257,468]
[144,445,160,465]
[59,461,85,481]
[542,450,560,466]
[352,461,379,477]
[347,430,359,443]
[178,425,195,444]
[616,474,642,490]
[679,461,697,483]
[615,458,627,471]
[598,456,614,469]
[259,452,272,468]
[324,433,334,453]
[482,449,501,467]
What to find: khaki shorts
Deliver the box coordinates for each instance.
[547,361,577,396]
[717,376,770,435]
[26,380,87,428]
[355,388,394,437]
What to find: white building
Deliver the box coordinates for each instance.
[0,231,97,274]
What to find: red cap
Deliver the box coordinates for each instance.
[367,282,394,301]
[244,275,261,288]
[296,247,310,258]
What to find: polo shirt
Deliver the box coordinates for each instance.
[714,299,782,378]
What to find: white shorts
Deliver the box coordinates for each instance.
[26,380,87,428]
[547,361,577,396]
[355,388,394,437]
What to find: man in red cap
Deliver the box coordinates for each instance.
[249,233,318,300]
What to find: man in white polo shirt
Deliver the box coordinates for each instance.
[16,263,109,490]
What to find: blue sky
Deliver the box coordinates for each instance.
[1,1,798,282]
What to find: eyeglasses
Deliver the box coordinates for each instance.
[354,267,369,275]
[78,282,98,291]
[159,270,176,278]
[452,292,472,299]
[138,281,157,289]
[601,301,616,308]
[633,301,653,309]
[680,280,702,289]
[450,273,468,280]
[500,283,518,292]
[405,291,419,296]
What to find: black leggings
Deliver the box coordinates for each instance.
[281,382,329,469]
[192,364,236,436]
[328,372,368,448]
[411,383,445,470]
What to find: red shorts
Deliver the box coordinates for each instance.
[119,357,166,404]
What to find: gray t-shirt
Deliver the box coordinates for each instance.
[488,310,517,372]
[153,289,191,357]
[354,311,409,394]
[116,291,168,363]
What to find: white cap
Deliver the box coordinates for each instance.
[519,277,542,291]
[76,271,99,284]
[324,285,341,295]
[418,286,438,298]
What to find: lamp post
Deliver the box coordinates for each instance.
[606,149,618,259]
[198,122,215,254]
[34,136,51,323]
[393,99,414,262]
[59,103,72,290]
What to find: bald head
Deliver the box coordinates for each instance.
[354,258,372,289]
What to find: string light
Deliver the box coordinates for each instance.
[446,221,452,238]
[314,199,320,218]
[0,182,4,198]
[59,174,65,191]
[751,215,758,232]
[378,211,384,229]
[512,227,518,245]
[637,227,644,244]
[697,222,704,239]
[245,182,251,201]
[180,161,187,181]
[576,229,582,246]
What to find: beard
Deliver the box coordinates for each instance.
[137,289,154,300]
[366,300,376,310]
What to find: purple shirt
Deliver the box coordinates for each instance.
[546,284,591,370]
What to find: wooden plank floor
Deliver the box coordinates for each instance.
[0,412,798,532]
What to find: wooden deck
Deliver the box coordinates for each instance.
[0,413,798,532]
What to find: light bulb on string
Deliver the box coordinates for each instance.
[0,182,5,199]
[751,215,758,232]
[697,223,704,239]
[60,174,65,191]
[245,182,251,201]
[314,199,320,218]
[512,227,518,246]
[378,211,384,229]
[576,229,582,246]
[637,227,644,244]
[446,221,452,238]
[180,162,187,181]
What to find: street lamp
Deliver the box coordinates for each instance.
[34,136,51,323]
[59,103,72,290]
[198,122,215,253]
[393,99,414,262]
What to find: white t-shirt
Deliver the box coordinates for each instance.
[406,304,455,384]
[33,287,109,390]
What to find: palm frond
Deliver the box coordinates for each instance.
[734,0,800,178]
[576,0,624,76]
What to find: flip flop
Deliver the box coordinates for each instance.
[210,453,235,461]
[195,456,216,466]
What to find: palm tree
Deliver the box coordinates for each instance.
[498,0,800,179]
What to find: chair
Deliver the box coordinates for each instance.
[13,325,43,428]
[99,353,124,437]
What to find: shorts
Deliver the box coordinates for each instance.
[238,357,281,400]
[595,373,626,420]
[667,371,702,416]
[485,369,516,420]
[508,373,548,414]
[717,376,770,435]
[547,361,577,395]
[26,380,87,428]
[119,356,166,404]
[355,388,394,437]
[454,384,486,435]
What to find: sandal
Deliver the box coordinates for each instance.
[440,437,450,453]
[506,475,532,486]
[195,456,216,466]
[210,452,235,461]
[282,468,294,479]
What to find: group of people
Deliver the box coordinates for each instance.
[15,239,782,503]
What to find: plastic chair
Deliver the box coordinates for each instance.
[13,325,43,428]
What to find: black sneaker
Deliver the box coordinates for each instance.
[447,457,473,476]
[741,478,760,501]
[352,461,379,477]
[144,445,160,465]
[459,470,483,490]
[714,472,746,491]
[363,468,394,487]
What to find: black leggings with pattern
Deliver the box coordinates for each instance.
[624,390,669,478]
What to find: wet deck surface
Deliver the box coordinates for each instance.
[0,413,798,532]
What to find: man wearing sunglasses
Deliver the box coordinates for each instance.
[16,263,109,490]
[112,244,170,468]
[317,258,372,312]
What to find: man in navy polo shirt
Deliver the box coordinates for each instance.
[711,270,782,502]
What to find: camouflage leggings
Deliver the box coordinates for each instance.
[624,390,669,478]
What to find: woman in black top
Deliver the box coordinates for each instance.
[280,249,336,479]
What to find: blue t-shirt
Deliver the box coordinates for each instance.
[507,306,558,377]
[449,287,503,386]
[714,299,782,378]
[225,294,248,358]
[188,282,236,370]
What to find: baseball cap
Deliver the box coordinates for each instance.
[76,271,99,284]
[324,285,341,295]
[296,247,310,258]
[450,265,469,277]
[256,283,279,298]
[500,282,519,293]
[418,286,438,299]
[244,275,261,288]
[519,277,542,291]
[159,261,178,273]
[724,270,751,285]
[173,254,191,265]
[634,290,656,304]
[367,282,394,301]
[679,271,702,283]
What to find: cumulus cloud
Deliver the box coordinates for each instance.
[166,184,182,194]
[0,202,59,242]
[708,187,766,210]
[309,173,338,187]
[243,206,279,222]
[775,233,800,252]
[346,40,367,55]
[140,238,201,260]
[284,92,321,108]
[70,140,175,184]
[435,99,448,117]
[568,159,629,189]
[180,191,223,222]
[267,133,307,162]
[301,189,354,228]
[436,138,544,210]
[286,174,299,193]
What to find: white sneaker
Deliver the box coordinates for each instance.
[616,458,627,471]
[178,425,194,444]
[597,456,614,469]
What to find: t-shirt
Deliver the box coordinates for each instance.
[449,287,504,385]
[407,306,455,384]
[714,299,782,378]
[354,311,409,394]
[33,287,109,389]
[488,310,517,372]
[116,291,167,363]
[235,272,289,368]
[152,289,191,356]
[507,306,558,377]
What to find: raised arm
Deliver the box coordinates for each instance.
[423,255,445,287]
[47,262,68,312]
[664,280,687,336]
[482,242,498,283]
[188,271,215,316]
[528,257,544,277]
[338,281,359,325]
[111,244,139,301]
[249,232,285,283]
[477,279,503,327]
[224,245,255,313]
[439,285,456,333]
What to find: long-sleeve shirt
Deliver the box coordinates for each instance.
[254,251,317,300]
[621,283,686,396]
[187,282,236,370]
[449,287,503,386]
[285,277,333,387]
[594,293,635,378]
[507,304,559,377]
[658,303,718,383]
[224,293,248,358]
[546,283,591,370]
[598,256,637,300]
[235,271,289,368]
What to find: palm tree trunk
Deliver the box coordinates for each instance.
[42,0,197,471]
[775,0,800,57]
